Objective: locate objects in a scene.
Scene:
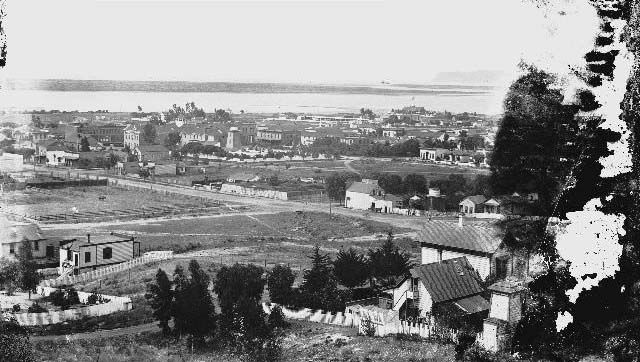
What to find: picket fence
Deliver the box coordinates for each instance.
[41,251,174,287]
[11,286,131,326]
[262,303,360,328]
[262,303,459,342]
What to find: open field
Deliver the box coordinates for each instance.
[31,320,458,362]
[42,211,412,253]
[352,159,489,180]
[1,185,250,222]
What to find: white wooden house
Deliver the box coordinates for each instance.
[385,257,490,319]
[416,219,528,281]
[59,233,140,275]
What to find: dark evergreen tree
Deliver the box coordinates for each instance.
[185,260,216,344]
[267,264,296,306]
[171,265,190,338]
[403,174,427,194]
[333,248,369,289]
[299,245,342,311]
[145,268,174,335]
[18,242,41,300]
[368,232,412,289]
[80,136,90,152]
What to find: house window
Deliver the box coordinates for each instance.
[103,247,112,260]
[46,245,54,258]
[33,240,39,251]
[9,243,15,254]
[85,252,91,263]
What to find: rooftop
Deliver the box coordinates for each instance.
[346,181,381,194]
[417,220,501,254]
[410,257,484,304]
[60,233,134,252]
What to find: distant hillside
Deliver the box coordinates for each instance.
[431,70,511,86]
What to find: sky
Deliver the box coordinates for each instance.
[0,0,600,85]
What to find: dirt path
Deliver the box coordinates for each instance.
[343,159,361,175]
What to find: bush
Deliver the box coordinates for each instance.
[87,293,99,305]
[461,345,518,362]
[12,304,21,312]
[49,287,81,310]
[455,329,479,360]
[27,303,48,313]
[360,317,377,337]
[267,305,289,330]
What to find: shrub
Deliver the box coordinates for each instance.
[360,317,377,337]
[267,305,289,330]
[461,345,519,362]
[27,303,48,313]
[87,293,99,305]
[12,304,21,312]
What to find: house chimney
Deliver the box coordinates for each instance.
[87,233,91,243]
[458,214,463,227]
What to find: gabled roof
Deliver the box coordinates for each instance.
[417,220,501,255]
[0,216,45,245]
[410,257,484,304]
[460,195,486,205]
[346,182,380,194]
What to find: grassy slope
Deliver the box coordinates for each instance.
[32,321,457,362]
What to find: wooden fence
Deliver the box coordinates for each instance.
[11,287,131,326]
[41,251,174,287]
[262,302,460,342]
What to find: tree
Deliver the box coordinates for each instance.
[214,263,272,351]
[185,260,216,345]
[403,174,427,194]
[333,248,369,289]
[145,268,174,335]
[0,260,21,296]
[0,319,35,362]
[360,108,376,120]
[137,105,143,112]
[267,265,296,306]
[299,245,342,311]
[139,168,151,180]
[164,131,182,150]
[212,109,232,123]
[171,265,191,338]
[80,136,90,152]
[368,232,412,289]
[141,123,157,144]
[18,242,42,300]
[490,64,580,214]
[107,153,120,169]
[377,174,404,195]
[325,172,361,202]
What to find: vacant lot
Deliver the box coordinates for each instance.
[32,320,457,362]
[352,159,489,180]
[3,186,242,219]
[43,211,411,253]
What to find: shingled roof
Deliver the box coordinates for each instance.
[417,220,502,255]
[346,182,380,194]
[410,257,484,304]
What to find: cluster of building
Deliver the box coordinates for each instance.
[0,215,140,276]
